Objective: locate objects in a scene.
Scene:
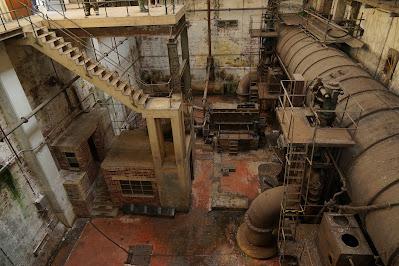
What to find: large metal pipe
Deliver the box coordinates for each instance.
[277,26,399,266]
[237,186,284,259]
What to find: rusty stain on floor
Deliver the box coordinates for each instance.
[54,141,279,266]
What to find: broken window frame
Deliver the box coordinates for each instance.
[64,152,80,169]
[119,180,155,197]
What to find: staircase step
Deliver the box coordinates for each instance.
[122,86,132,96]
[54,42,69,50]
[138,94,149,106]
[80,58,93,67]
[46,36,63,44]
[63,47,78,55]
[110,77,121,86]
[116,81,128,91]
[87,62,99,71]
[71,53,83,61]
[107,73,119,83]
[133,89,143,101]
[34,26,48,36]
[37,32,54,40]
[93,68,106,76]
[101,71,113,81]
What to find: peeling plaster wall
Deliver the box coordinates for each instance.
[88,37,143,134]
[0,44,66,266]
[349,8,399,94]
[140,0,301,86]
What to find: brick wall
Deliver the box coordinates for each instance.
[102,167,159,207]
[61,170,96,217]
[51,142,98,184]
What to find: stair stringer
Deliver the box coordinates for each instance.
[15,30,145,113]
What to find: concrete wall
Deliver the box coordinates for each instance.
[349,8,399,93]
[0,43,67,266]
[140,0,301,86]
[89,37,142,134]
[308,0,399,93]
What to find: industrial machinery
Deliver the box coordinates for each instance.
[202,102,263,154]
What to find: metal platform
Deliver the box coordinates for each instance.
[276,107,356,147]
[280,12,364,48]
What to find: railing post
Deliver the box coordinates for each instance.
[126,0,130,16]
[0,12,6,31]
[164,0,167,14]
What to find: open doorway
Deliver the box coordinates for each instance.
[88,135,100,162]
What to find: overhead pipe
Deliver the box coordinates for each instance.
[237,186,284,259]
[277,25,399,265]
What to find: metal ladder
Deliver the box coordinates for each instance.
[278,143,308,260]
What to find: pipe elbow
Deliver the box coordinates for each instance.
[237,186,284,259]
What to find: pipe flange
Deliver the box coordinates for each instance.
[237,223,277,259]
[244,212,273,234]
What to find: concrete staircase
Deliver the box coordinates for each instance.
[18,25,149,113]
[91,176,118,217]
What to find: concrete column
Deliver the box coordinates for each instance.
[180,19,192,100]
[146,117,165,167]
[170,110,190,210]
[0,44,75,226]
[167,39,181,94]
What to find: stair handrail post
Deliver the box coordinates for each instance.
[126,0,130,16]
[0,10,6,31]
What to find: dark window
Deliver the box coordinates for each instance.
[64,152,79,168]
[119,180,154,197]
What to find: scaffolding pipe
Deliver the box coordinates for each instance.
[207,0,211,58]
[0,76,79,142]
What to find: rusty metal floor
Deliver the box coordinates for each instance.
[50,141,279,266]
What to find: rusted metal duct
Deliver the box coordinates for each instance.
[277,26,399,266]
[237,186,284,259]
[236,71,257,101]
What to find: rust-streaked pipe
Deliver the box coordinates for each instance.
[237,186,284,259]
[277,25,399,266]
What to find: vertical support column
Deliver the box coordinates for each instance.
[180,17,192,100]
[146,105,191,212]
[170,109,190,211]
[0,44,75,226]
[146,117,165,167]
[167,39,181,94]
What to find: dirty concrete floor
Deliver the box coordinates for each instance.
[52,141,279,266]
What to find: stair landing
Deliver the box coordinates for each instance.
[44,4,185,29]
[276,107,356,147]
